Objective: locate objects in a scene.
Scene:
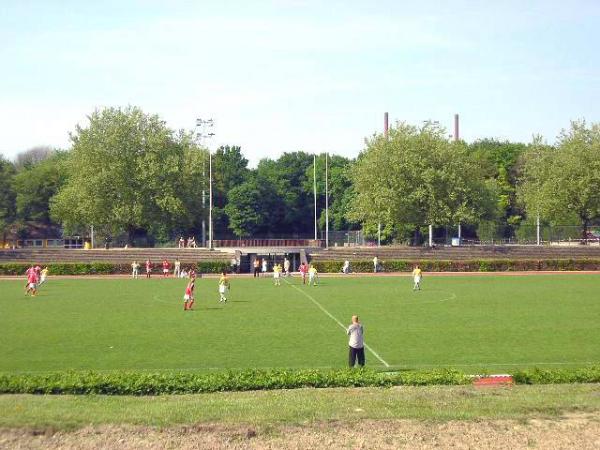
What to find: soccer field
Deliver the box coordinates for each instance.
[1,274,599,373]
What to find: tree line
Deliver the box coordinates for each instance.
[0,106,598,246]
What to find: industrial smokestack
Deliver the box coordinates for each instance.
[384,112,389,139]
[454,114,459,142]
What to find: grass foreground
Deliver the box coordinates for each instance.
[2,274,600,373]
[1,384,599,430]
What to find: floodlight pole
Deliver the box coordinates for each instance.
[454,113,462,245]
[313,154,317,241]
[325,152,329,249]
[378,112,389,248]
[209,150,213,249]
[196,118,215,249]
[536,213,540,246]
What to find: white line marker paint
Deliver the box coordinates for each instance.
[284,279,390,367]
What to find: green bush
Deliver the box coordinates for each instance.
[311,259,600,273]
[0,261,230,276]
[196,261,231,274]
[0,367,597,395]
[512,367,600,384]
[0,369,470,395]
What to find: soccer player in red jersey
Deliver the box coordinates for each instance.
[299,262,308,285]
[162,259,170,278]
[145,260,152,278]
[24,265,35,294]
[25,268,38,296]
[183,274,196,310]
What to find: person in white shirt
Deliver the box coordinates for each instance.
[262,258,268,274]
[342,260,350,274]
[347,315,365,367]
[131,261,140,279]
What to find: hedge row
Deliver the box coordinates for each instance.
[513,367,600,384]
[0,261,231,275]
[0,369,469,395]
[312,258,600,273]
[1,367,598,395]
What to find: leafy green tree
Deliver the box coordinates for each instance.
[0,156,17,240]
[51,106,203,243]
[519,121,600,237]
[224,177,267,237]
[13,151,68,225]
[211,145,250,235]
[255,152,315,234]
[469,139,527,238]
[348,123,495,240]
[178,133,210,236]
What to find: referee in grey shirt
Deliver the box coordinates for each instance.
[347,315,365,367]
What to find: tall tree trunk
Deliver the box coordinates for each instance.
[127,225,136,246]
[581,216,589,245]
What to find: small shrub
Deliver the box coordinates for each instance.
[512,367,600,384]
[310,259,600,273]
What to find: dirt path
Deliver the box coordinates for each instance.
[2,413,599,449]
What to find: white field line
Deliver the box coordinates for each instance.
[284,279,390,367]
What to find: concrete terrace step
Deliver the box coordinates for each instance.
[310,246,600,261]
[0,248,234,264]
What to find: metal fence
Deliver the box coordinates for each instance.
[4,225,599,249]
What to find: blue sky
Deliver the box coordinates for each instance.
[1,0,598,165]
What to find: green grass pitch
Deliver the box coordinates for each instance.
[1,274,599,373]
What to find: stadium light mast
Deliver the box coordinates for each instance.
[325,152,329,249]
[313,154,317,241]
[209,148,213,249]
[378,112,390,247]
[196,118,215,249]
[454,113,462,243]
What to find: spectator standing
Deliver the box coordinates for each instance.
[342,260,350,274]
[174,259,181,277]
[253,258,260,278]
[261,258,268,275]
[347,315,365,367]
[131,261,140,279]
[373,256,378,273]
[178,237,185,248]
